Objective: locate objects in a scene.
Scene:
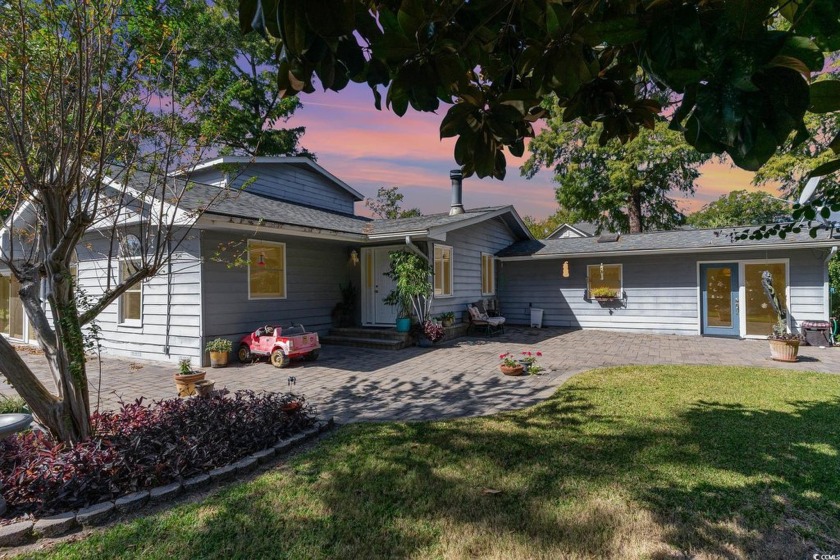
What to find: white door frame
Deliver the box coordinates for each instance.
[696,258,790,338]
[361,245,403,326]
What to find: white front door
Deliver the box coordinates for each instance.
[362,246,400,326]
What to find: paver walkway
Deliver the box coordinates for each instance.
[3,328,839,423]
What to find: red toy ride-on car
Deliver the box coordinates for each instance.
[238,324,321,368]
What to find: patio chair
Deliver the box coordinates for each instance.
[467,303,505,336]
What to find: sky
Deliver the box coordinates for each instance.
[285,83,779,220]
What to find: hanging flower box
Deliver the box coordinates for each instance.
[590,287,620,301]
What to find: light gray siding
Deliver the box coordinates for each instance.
[75,231,203,366]
[498,248,830,336]
[429,217,519,318]
[200,229,359,357]
[190,163,358,214]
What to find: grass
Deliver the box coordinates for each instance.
[19,365,840,559]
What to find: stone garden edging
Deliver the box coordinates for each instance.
[0,418,335,548]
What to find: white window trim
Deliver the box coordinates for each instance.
[247,239,288,300]
[118,259,143,327]
[434,244,454,298]
[481,252,496,296]
[586,263,623,296]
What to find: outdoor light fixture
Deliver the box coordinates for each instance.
[562,261,570,278]
[350,249,359,266]
[599,263,604,280]
[257,252,266,267]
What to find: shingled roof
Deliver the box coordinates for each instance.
[498,225,840,259]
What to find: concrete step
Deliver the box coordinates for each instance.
[321,335,410,350]
[328,327,410,342]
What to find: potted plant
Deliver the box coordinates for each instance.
[383,250,434,333]
[174,358,206,397]
[417,320,445,347]
[768,318,803,362]
[331,281,357,328]
[437,311,455,327]
[498,352,524,376]
[205,338,232,368]
[590,287,619,301]
[518,350,544,375]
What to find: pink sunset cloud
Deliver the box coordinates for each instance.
[286,84,774,220]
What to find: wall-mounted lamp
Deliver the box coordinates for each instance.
[599,262,604,280]
[562,260,570,278]
[350,249,359,266]
[257,252,266,267]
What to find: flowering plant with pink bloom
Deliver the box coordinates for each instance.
[520,350,544,374]
[498,352,519,367]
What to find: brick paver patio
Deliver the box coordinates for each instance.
[3,328,839,423]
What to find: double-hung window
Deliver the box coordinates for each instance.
[434,245,453,297]
[248,239,287,299]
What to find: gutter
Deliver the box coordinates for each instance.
[197,215,366,242]
[497,240,840,261]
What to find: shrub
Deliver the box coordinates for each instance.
[0,391,315,517]
[205,338,232,353]
[0,395,27,414]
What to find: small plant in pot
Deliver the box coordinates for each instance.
[498,352,524,376]
[205,338,232,368]
[590,287,619,301]
[768,318,803,362]
[437,311,456,327]
[174,358,206,397]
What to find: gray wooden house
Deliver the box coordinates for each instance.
[1,156,837,367]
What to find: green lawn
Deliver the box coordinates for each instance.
[20,366,840,559]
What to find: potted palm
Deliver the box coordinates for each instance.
[437,311,456,327]
[205,338,232,367]
[174,358,206,397]
[384,250,434,334]
[762,270,802,362]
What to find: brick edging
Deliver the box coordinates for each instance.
[0,417,335,548]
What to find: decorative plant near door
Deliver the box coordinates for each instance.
[762,270,803,362]
[383,250,434,324]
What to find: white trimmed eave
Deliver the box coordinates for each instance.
[497,240,840,261]
[176,156,364,201]
[196,214,366,242]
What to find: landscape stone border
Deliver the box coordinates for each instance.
[0,418,334,548]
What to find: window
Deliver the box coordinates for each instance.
[0,273,24,339]
[587,264,622,298]
[744,262,787,336]
[119,261,142,324]
[434,244,453,297]
[248,240,286,299]
[481,253,495,295]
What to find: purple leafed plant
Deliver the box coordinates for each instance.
[0,391,314,517]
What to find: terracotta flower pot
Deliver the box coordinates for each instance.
[174,371,206,397]
[500,364,524,376]
[209,351,229,368]
[769,339,800,362]
[194,379,216,397]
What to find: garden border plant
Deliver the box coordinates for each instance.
[0,391,334,546]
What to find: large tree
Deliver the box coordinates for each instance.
[0,0,224,443]
[238,0,839,182]
[523,105,709,233]
[686,190,792,228]
[132,0,310,157]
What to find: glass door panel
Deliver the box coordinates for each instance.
[0,275,9,334]
[700,263,740,337]
[744,263,787,336]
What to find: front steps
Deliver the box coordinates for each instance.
[322,323,470,350]
[321,327,412,350]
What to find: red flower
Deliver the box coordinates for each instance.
[536,351,542,356]
[499,353,506,359]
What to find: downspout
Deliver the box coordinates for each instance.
[163,236,173,357]
[824,246,838,322]
[404,235,428,261]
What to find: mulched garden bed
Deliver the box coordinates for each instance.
[0,391,314,520]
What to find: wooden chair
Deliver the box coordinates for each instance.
[467,303,505,335]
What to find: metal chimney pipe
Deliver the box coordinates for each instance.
[449,169,464,215]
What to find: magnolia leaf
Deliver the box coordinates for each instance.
[808,158,840,178]
[809,80,840,114]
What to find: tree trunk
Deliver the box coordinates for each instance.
[627,190,644,233]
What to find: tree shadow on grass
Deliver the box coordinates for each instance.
[26,373,840,560]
